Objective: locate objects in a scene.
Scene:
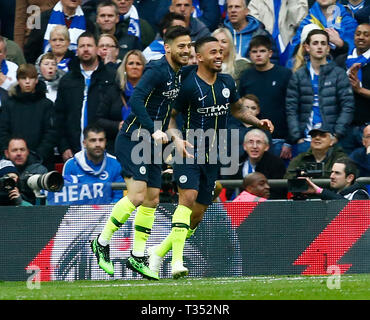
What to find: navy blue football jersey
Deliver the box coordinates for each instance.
[174,67,240,157]
[122,56,183,137]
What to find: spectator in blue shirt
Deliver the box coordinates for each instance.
[62,125,124,204]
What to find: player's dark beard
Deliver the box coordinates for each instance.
[172,52,189,67]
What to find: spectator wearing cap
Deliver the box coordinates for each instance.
[0,159,32,206]
[286,29,355,157]
[284,127,348,179]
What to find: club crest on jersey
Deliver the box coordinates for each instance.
[99,171,109,180]
[222,88,230,98]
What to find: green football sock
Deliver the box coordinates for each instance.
[99,196,136,246]
[171,205,192,265]
[132,205,156,257]
[155,226,196,258]
[155,213,197,259]
[155,234,172,258]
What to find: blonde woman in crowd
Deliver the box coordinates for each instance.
[35,25,75,72]
[212,27,251,86]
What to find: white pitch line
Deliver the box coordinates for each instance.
[79,276,335,289]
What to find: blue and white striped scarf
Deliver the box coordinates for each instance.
[58,57,72,72]
[120,5,141,39]
[43,1,86,53]
[346,48,370,85]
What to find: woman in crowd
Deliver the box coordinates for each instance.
[36,25,74,73]
[97,34,120,67]
[211,27,251,87]
[96,50,146,155]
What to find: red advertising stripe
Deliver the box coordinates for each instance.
[223,202,261,228]
[294,201,370,275]
[26,238,54,282]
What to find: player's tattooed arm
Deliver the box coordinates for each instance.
[231,99,274,133]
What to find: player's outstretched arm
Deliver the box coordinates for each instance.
[231,99,274,133]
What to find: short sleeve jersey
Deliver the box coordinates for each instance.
[174,68,240,156]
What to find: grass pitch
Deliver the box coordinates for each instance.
[1,274,370,300]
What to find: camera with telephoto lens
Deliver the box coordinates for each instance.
[25,171,64,194]
[0,175,16,191]
[287,162,324,193]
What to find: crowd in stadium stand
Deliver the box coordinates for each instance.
[0,0,369,205]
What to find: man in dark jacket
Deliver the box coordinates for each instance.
[156,0,220,33]
[239,35,293,160]
[167,0,211,41]
[234,128,286,199]
[0,64,57,168]
[286,29,354,156]
[111,0,155,50]
[302,157,369,200]
[94,0,142,60]
[4,137,48,204]
[54,31,119,162]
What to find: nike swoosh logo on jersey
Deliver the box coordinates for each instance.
[198,95,207,101]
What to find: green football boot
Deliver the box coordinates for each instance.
[126,253,159,280]
[91,238,114,275]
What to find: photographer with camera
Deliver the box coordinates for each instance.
[301,157,369,200]
[0,159,32,206]
[285,127,348,180]
[4,137,49,205]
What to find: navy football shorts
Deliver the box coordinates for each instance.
[173,162,221,205]
[115,131,162,189]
